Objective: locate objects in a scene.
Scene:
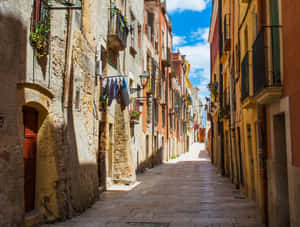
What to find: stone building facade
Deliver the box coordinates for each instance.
[208,0,300,226]
[0,0,200,226]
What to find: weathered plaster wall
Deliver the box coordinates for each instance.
[0,0,104,225]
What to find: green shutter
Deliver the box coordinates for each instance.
[270,0,281,84]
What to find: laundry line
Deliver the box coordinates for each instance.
[100,75,128,79]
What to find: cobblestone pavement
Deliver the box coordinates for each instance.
[43,143,265,227]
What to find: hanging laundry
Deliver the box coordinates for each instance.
[102,78,109,100]
[108,79,115,106]
[120,77,130,111]
[108,78,121,106]
[116,78,121,104]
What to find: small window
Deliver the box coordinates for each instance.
[162,106,165,128]
[138,24,142,49]
[75,89,81,110]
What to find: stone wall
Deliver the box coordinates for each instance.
[0,0,103,225]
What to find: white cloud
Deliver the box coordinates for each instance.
[173,27,211,100]
[191,28,210,42]
[167,0,209,13]
[173,35,187,46]
[179,42,210,80]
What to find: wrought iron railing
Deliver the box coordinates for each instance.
[252,26,282,96]
[108,11,129,48]
[241,52,250,101]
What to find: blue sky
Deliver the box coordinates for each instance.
[167,0,212,102]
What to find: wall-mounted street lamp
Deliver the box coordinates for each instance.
[130,71,150,93]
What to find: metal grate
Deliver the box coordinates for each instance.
[126,222,170,227]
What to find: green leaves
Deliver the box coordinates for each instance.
[130,110,141,118]
[30,11,50,58]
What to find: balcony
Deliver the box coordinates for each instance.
[108,11,129,51]
[241,52,255,108]
[241,52,250,101]
[252,26,282,104]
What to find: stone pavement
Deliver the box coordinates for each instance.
[42,143,265,227]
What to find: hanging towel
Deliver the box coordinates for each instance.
[108,78,121,106]
[108,78,115,106]
[116,78,120,104]
[102,78,109,100]
[120,77,130,111]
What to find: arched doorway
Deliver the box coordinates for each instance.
[23,106,38,212]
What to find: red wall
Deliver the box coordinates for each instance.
[282,0,300,166]
[211,13,219,69]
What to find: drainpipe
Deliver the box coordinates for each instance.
[228,56,235,184]
[166,23,169,159]
[61,1,75,218]
[256,104,262,207]
[63,6,75,113]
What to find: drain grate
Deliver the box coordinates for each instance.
[234,195,246,199]
[126,222,170,227]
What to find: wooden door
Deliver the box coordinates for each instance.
[23,107,38,212]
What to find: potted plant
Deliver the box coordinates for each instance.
[30,5,50,59]
[130,110,141,121]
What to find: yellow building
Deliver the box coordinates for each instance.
[209,0,267,222]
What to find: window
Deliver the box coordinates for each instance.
[147,97,151,124]
[75,88,81,110]
[31,0,42,29]
[138,24,141,49]
[253,12,258,38]
[244,26,248,54]
[162,106,165,128]
[130,11,136,53]
[155,101,158,127]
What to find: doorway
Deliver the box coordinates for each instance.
[237,127,244,186]
[247,124,256,199]
[23,106,38,213]
[146,135,149,159]
[273,113,290,226]
[108,123,113,178]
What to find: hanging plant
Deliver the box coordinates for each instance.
[30,3,50,58]
[207,82,218,99]
[130,110,142,120]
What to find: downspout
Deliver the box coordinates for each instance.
[218,0,225,176]
[62,1,75,217]
[122,0,127,74]
[166,22,169,160]
[63,5,75,113]
[228,56,235,184]
[256,104,262,208]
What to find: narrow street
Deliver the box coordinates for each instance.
[43,144,264,227]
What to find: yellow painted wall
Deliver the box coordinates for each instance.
[239,0,261,204]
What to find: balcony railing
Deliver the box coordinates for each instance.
[252,26,282,103]
[108,11,129,50]
[241,52,250,101]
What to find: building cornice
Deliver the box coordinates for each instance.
[208,0,219,44]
